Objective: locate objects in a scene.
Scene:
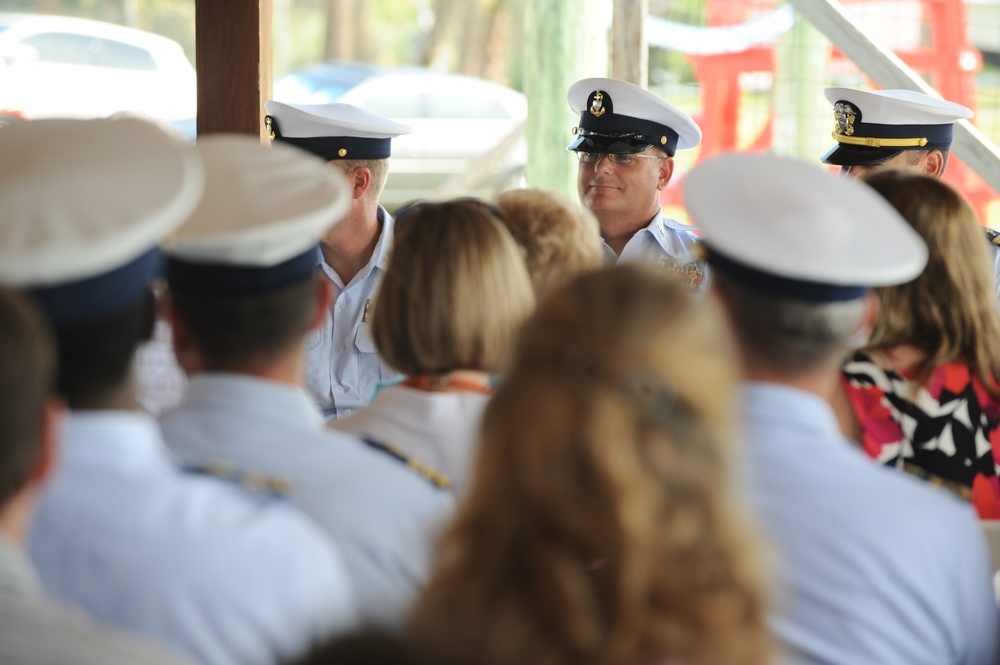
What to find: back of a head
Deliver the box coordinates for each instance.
[292,631,473,665]
[372,199,535,376]
[684,153,927,380]
[0,286,56,507]
[860,171,1000,380]
[0,117,204,408]
[496,188,603,296]
[410,264,770,665]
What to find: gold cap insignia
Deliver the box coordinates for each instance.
[264,115,276,141]
[833,102,858,137]
[589,90,606,117]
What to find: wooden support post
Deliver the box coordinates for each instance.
[611,0,648,86]
[523,0,607,198]
[195,0,273,140]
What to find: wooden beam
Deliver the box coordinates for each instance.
[611,0,648,86]
[786,0,1000,194]
[195,0,273,140]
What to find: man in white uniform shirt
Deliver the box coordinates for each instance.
[685,153,999,665]
[0,286,195,665]
[159,135,454,628]
[264,101,410,418]
[566,77,706,292]
[0,118,355,665]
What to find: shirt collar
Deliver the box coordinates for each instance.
[0,536,40,597]
[62,410,174,472]
[183,373,325,430]
[371,205,394,274]
[740,381,846,446]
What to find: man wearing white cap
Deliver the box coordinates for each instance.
[264,100,410,418]
[0,118,356,665]
[821,87,1000,302]
[159,135,454,628]
[0,286,195,665]
[686,153,999,665]
[566,77,706,292]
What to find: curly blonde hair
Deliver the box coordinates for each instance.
[409,264,772,665]
[497,188,604,297]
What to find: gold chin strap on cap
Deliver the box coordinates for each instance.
[832,132,929,148]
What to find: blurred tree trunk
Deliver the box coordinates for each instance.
[421,0,463,69]
[323,0,372,62]
[611,0,647,85]
[523,0,608,198]
[35,0,63,13]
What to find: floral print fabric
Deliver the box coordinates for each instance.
[841,351,1000,518]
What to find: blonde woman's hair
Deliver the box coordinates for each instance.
[409,264,771,665]
[496,188,603,296]
[372,199,535,375]
[861,171,1000,395]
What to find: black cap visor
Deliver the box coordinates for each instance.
[566,133,656,154]
[820,143,905,167]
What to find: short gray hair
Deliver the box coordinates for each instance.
[715,276,866,375]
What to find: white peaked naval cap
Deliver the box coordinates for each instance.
[684,153,928,300]
[164,134,352,295]
[0,117,204,325]
[567,77,702,156]
[821,87,973,166]
[264,100,411,161]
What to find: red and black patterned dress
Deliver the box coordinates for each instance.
[841,350,1000,518]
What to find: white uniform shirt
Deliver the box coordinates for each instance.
[161,373,455,628]
[306,207,403,419]
[0,537,196,665]
[603,210,708,293]
[29,411,355,665]
[742,382,1000,665]
[331,383,491,495]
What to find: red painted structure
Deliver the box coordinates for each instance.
[663,0,993,222]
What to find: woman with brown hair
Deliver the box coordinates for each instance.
[834,171,1000,518]
[330,198,535,493]
[409,264,772,665]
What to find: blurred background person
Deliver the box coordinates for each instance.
[161,135,453,628]
[834,171,1000,518]
[688,153,998,665]
[265,101,410,419]
[496,188,603,297]
[0,285,195,665]
[0,118,349,665]
[330,199,535,494]
[409,264,771,665]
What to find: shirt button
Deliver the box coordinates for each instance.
[342,409,353,416]
[338,345,346,353]
[339,302,347,310]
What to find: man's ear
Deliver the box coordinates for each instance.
[350,166,372,200]
[310,275,333,332]
[656,156,675,191]
[923,150,946,178]
[32,395,66,487]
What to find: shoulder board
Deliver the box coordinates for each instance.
[184,458,294,499]
[361,437,451,491]
[984,227,1000,246]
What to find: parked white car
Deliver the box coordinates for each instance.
[0,13,196,123]
[274,62,527,210]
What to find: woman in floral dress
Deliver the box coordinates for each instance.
[834,171,1000,518]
